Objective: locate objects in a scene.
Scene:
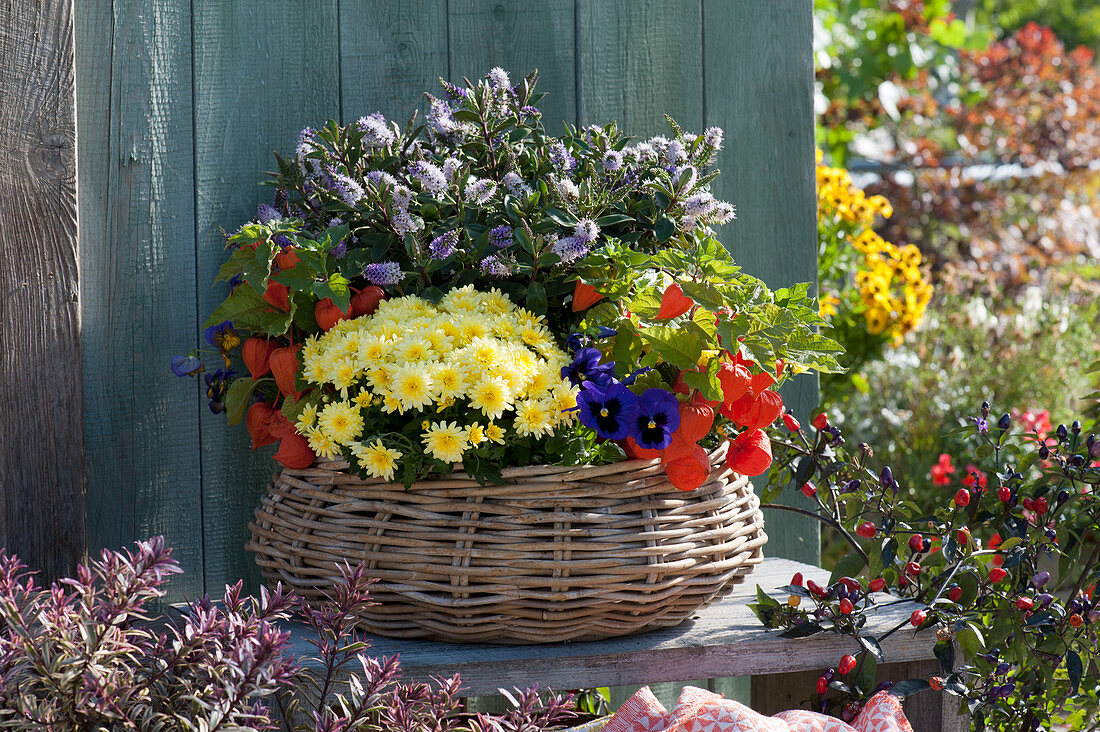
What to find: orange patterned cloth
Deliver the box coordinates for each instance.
[603,686,914,732]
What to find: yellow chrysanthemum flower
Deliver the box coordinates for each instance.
[352,439,402,481]
[513,399,555,438]
[305,427,341,460]
[390,363,434,411]
[297,402,318,429]
[422,420,467,463]
[484,422,505,444]
[468,376,511,420]
[434,363,466,400]
[467,422,486,446]
[318,401,363,445]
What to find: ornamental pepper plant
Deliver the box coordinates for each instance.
[174,68,841,487]
[752,404,1100,730]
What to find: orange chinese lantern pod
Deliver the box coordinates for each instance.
[571,279,604,312]
[718,360,752,405]
[315,298,353,332]
[745,389,784,431]
[262,280,291,312]
[269,344,306,401]
[350,285,386,318]
[727,428,773,476]
[623,436,662,460]
[750,371,776,393]
[654,282,694,319]
[275,247,300,271]
[664,445,711,491]
[676,400,715,443]
[660,432,699,464]
[719,389,756,425]
[264,409,298,443]
[273,431,316,469]
[242,337,278,380]
[246,402,279,450]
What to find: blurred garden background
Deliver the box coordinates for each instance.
[810,0,1100,555]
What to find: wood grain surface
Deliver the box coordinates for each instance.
[0,0,84,581]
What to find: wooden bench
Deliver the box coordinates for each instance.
[285,557,967,731]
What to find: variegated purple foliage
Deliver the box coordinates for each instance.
[0,539,576,732]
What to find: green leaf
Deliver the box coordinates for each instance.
[829,551,866,584]
[654,215,675,242]
[202,285,292,336]
[1067,650,1083,693]
[224,377,261,426]
[636,325,705,370]
[525,282,547,315]
[857,634,885,663]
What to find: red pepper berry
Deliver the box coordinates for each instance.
[869,577,887,592]
[807,580,825,598]
[998,486,1012,503]
[954,488,971,508]
[791,572,804,587]
[957,528,971,545]
[816,676,828,695]
[800,482,817,498]
[910,609,927,627]
[812,412,829,431]
[948,585,963,602]
[1022,497,1035,511]
[930,676,945,691]
[856,522,876,538]
[839,598,854,615]
[897,574,909,589]
[839,654,857,675]
[1033,497,1048,514]
[1016,597,1034,611]
[1070,613,1084,628]
[906,561,921,577]
[989,567,1008,583]
[840,576,862,593]
[782,412,801,432]
[908,535,924,553]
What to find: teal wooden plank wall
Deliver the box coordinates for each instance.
[75,0,818,607]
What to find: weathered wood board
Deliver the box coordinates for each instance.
[0,0,84,581]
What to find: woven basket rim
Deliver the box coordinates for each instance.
[283,441,732,491]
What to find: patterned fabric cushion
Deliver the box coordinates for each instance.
[601,686,913,732]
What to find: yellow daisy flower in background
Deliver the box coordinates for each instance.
[352,439,402,481]
[435,363,466,399]
[297,402,318,430]
[423,421,468,463]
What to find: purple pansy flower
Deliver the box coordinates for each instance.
[561,347,616,387]
[577,383,638,441]
[170,355,204,378]
[630,389,681,450]
[204,321,240,353]
[204,369,235,414]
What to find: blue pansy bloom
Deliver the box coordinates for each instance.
[576,383,638,440]
[561,347,616,387]
[631,389,682,450]
[171,355,204,378]
[204,321,240,353]
[204,369,235,414]
[595,326,618,339]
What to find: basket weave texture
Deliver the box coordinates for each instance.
[247,442,767,643]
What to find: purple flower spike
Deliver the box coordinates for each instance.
[631,389,681,450]
[363,261,403,286]
[577,383,638,441]
[428,229,460,260]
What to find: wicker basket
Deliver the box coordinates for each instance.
[247,442,767,643]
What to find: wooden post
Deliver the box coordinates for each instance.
[0,0,84,580]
